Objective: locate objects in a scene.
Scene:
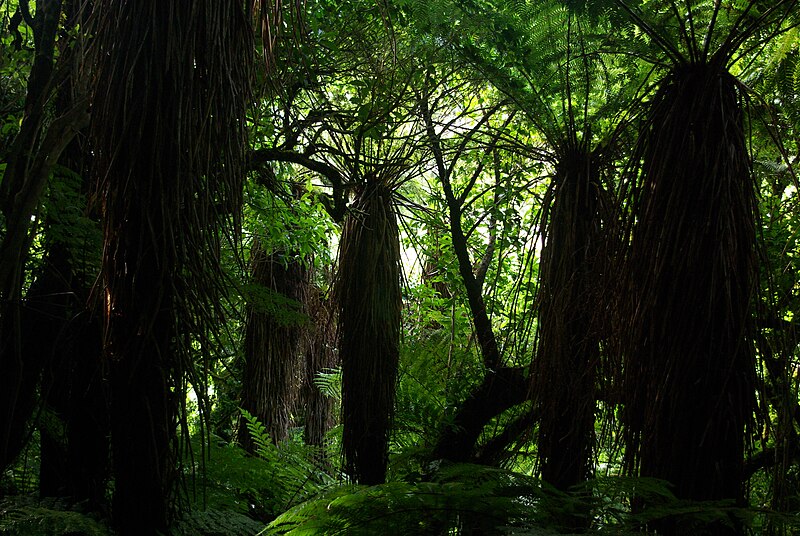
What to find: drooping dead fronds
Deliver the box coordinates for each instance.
[301,277,337,448]
[621,57,757,516]
[239,238,307,449]
[254,0,308,89]
[88,0,252,531]
[534,136,603,496]
[336,177,402,485]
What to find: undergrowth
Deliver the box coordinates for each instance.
[3,412,800,535]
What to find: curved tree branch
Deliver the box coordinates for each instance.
[250,147,348,221]
[431,365,529,463]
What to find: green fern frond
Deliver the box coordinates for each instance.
[240,407,274,456]
[240,282,308,327]
[312,367,342,401]
[794,54,800,95]
[0,498,110,536]
[262,464,553,535]
[204,422,337,518]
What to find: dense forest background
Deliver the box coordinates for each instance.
[1,0,800,534]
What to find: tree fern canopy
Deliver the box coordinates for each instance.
[1,0,800,533]
[598,0,800,65]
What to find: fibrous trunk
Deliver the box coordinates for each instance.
[89,0,250,532]
[301,282,337,447]
[337,179,402,485]
[623,60,756,533]
[239,239,306,448]
[534,141,601,530]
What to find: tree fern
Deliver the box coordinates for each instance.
[415,0,644,147]
[605,0,800,65]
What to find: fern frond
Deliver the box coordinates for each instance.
[312,367,342,401]
[262,464,552,535]
[240,408,273,456]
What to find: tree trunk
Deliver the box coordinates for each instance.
[301,283,337,448]
[337,180,402,485]
[103,209,176,533]
[533,141,602,531]
[88,0,251,530]
[239,240,306,449]
[623,60,756,535]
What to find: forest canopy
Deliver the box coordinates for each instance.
[1,0,800,535]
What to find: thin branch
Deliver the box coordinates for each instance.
[421,88,501,370]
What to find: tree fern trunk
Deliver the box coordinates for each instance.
[239,239,306,449]
[623,60,756,534]
[103,206,177,533]
[89,0,251,531]
[301,283,337,448]
[534,140,602,531]
[337,179,402,485]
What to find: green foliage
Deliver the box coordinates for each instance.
[261,464,761,535]
[172,509,265,536]
[0,497,110,536]
[186,430,341,532]
[233,410,338,516]
[4,0,800,533]
[262,463,554,535]
[312,367,342,401]
[0,14,31,137]
[244,178,336,271]
[0,432,39,496]
[394,310,484,464]
[44,165,102,278]
[240,282,308,328]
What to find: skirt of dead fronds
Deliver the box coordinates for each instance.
[622,59,757,508]
[239,238,307,449]
[300,279,338,448]
[88,0,252,530]
[336,179,402,486]
[533,139,603,499]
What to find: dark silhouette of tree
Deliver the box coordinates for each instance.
[337,177,402,485]
[0,0,88,474]
[88,0,252,531]
[533,137,602,516]
[622,59,757,535]
[301,280,337,448]
[613,2,799,531]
